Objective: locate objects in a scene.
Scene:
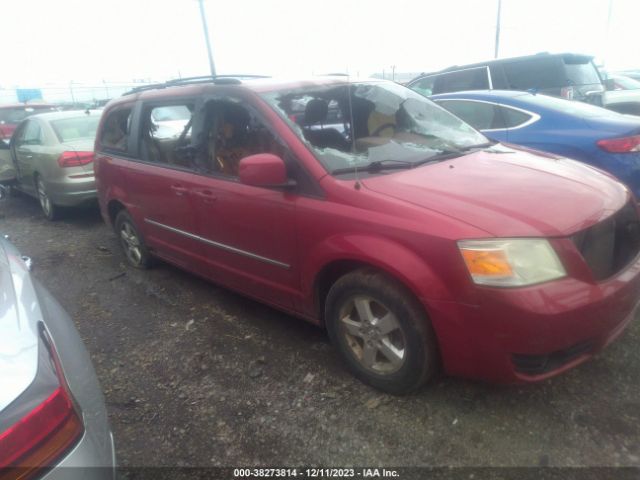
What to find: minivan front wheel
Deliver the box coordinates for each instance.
[115,210,152,269]
[326,269,439,394]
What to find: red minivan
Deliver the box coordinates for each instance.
[94,76,640,394]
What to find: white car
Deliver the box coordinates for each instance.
[603,74,640,116]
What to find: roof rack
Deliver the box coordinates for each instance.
[123,75,270,96]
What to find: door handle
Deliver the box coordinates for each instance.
[170,184,188,196]
[193,189,217,201]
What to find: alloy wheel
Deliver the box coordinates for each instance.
[120,221,143,266]
[338,295,407,374]
[37,180,52,217]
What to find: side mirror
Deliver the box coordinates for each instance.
[604,78,616,91]
[238,153,293,188]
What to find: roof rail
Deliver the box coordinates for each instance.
[123,74,270,96]
[123,83,167,95]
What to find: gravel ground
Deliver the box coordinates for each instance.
[1,193,639,469]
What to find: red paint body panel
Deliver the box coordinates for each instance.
[95,78,640,384]
[363,150,627,237]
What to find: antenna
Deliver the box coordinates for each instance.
[345,75,360,190]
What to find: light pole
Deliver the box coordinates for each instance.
[603,0,613,67]
[69,81,76,104]
[197,0,216,76]
[494,0,502,59]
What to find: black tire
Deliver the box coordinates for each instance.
[114,210,153,269]
[35,176,60,221]
[325,269,439,394]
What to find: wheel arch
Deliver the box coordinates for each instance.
[107,199,126,227]
[307,234,452,326]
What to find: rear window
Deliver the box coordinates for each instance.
[499,106,533,128]
[51,115,100,142]
[502,57,564,90]
[564,59,601,86]
[433,68,490,94]
[0,106,57,124]
[436,100,504,130]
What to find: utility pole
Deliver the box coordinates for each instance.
[69,81,76,104]
[391,65,396,81]
[197,0,216,76]
[494,0,502,59]
[603,0,613,67]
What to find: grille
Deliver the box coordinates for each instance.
[572,201,640,281]
[512,341,594,375]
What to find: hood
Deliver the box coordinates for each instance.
[362,147,628,237]
[0,238,41,412]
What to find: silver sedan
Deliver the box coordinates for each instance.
[4,110,101,220]
[0,199,115,478]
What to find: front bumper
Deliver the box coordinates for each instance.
[426,251,640,383]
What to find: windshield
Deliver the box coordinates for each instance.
[51,115,100,142]
[261,81,488,173]
[612,75,640,90]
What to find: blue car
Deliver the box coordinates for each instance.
[429,90,640,197]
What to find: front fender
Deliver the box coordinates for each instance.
[301,233,457,318]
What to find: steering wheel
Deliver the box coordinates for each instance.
[371,123,396,137]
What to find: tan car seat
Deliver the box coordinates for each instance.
[367,110,396,138]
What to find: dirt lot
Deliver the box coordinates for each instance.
[1,194,639,469]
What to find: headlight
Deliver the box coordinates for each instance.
[458,238,566,287]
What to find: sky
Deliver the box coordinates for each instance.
[0,0,638,93]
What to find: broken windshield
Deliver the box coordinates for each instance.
[261,81,487,173]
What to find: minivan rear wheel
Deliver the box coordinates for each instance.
[115,210,152,269]
[325,269,439,395]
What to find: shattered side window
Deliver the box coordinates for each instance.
[100,108,132,152]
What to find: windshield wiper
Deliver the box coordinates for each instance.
[331,141,501,175]
[331,159,414,175]
[412,149,467,166]
[459,140,497,151]
[413,141,500,166]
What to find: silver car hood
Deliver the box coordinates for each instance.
[0,238,42,411]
